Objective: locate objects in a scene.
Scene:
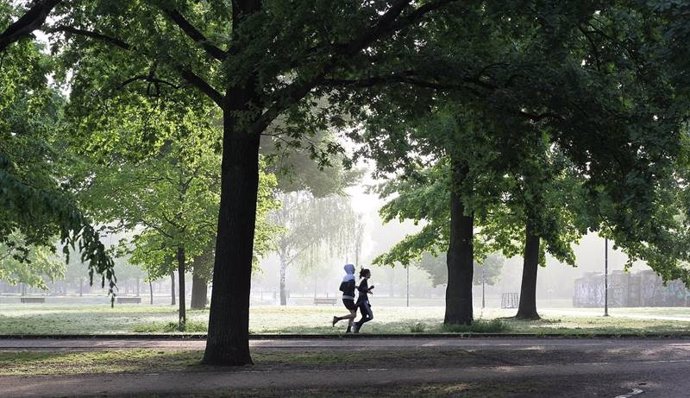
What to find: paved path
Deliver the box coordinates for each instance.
[1,335,688,349]
[2,337,690,397]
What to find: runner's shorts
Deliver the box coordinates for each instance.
[343,298,357,310]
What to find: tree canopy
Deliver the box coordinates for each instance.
[3,0,690,364]
[1,6,115,294]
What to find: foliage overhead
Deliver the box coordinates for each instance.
[412,251,505,288]
[0,7,115,294]
[0,232,64,288]
[361,1,690,284]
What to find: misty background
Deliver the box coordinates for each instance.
[0,170,643,310]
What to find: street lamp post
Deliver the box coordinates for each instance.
[406,265,410,307]
[604,237,609,317]
[482,266,486,309]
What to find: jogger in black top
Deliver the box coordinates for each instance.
[353,268,374,333]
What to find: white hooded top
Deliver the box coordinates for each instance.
[342,263,355,282]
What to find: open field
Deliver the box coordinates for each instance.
[1,303,690,335]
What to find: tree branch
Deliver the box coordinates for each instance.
[142,220,175,240]
[322,75,460,91]
[251,0,461,135]
[48,25,131,50]
[160,210,184,233]
[0,0,63,52]
[337,0,461,57]
[178,68,223,106]
[336,0,413,56]
[518,110,563,122]
[323,73,562,123]
[319,70,488,96]
[47,25,224,106]
[117,75,181,91]
[162,8,227,61]
[577,25,602,71]
[390,0,459,33]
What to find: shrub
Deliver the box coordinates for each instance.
[133,321,207,333]
[442,319,509,333]
[409,322,426,333]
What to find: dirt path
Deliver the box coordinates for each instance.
[2,337,689,397]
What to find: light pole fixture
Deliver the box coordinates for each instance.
[604,237,609,317]
[482,265,486,309]
[406,265,410,307]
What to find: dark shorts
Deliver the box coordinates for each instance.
[343,299,357,310]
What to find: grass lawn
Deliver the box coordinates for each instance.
[1,349,477,376]
[0,341,643,397]
[1,304,690,335]
[0,349,577,397]
[2,304,684,397]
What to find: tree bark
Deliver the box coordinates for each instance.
[191,270,209,309]
[190,245,213,309]
[177,246,187,328]
[149,280,153,305]
[444,161,474,325]
[170,271,176,306]
[0,0,63,52]
[203,87,261,366]
[516,224,541,320]
[202,0,262,366]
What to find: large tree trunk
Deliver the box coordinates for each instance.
[191,246,214,309]
[203,88,261,366]
[177,246,187,328]
[191,271,209,309]
[444,161,474,325]
[516,224,541,320]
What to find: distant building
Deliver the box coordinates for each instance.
[573,270,690,307]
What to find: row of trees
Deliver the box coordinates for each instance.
[363,1,690,323]
[3,0,690,366]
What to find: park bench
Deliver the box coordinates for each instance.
[116,296,142,304]
[20,297,45,304]
[313,297,337,306]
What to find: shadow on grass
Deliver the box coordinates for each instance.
[1,348,491,376]
[0,349,205,376]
